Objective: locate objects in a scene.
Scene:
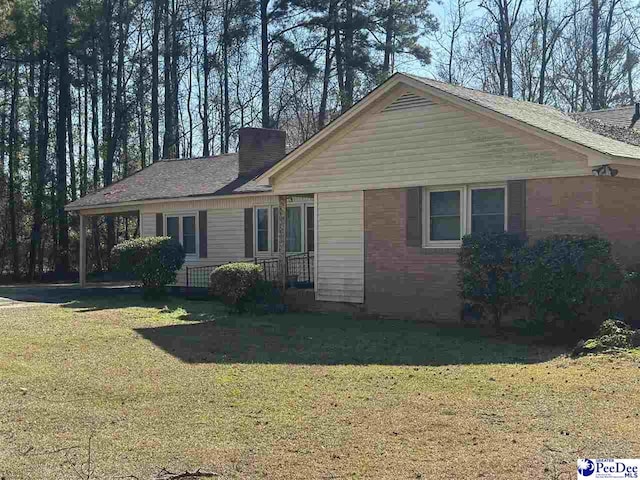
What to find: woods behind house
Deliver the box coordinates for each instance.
[0,0,638,280]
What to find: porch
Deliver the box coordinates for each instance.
[70,194,313,293]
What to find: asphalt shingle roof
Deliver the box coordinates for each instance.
[577,105,637,129]
[66,153,273,209]
[407,74,640,160]
[69,75,640,211]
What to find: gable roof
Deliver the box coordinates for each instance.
[65,153,273,211]
[257,73,640,185]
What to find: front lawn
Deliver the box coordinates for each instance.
[0,296,639,479]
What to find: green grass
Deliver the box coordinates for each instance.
[1,296,639,479]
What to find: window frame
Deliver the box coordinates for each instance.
[467,185,508,236]
[254,202,313,256]
[422,184,507,248]
[164,211,199,259]
[285,205,304,254]
[423,186,466,248]
[306,205,315,252]
[255,207,271,253]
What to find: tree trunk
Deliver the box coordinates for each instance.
[222,2,230,153]
[56,15,71,274]
[68,87,77,202]
[261,0,270,128]
[318,0,335,130]
[8,61,20,279]
[334,12,345,112]
[163,0,173,158]
[31,54,50,279]
[537,0,550,104]
[138,5,147,168]
[171,0,180,158]
[79,60,87,196]
[102,0,115,259]
[187,34,194,158]
[91,51,102,272]
[152,0,161,162]
[343,0,355,109]
[591,0,600,109]
[28,56,40,280]
[201,0,210,156]
[382,3,394,78]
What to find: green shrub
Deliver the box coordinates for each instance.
[111,236,185,296]
[458,232,527,328]
[617,266,640,327]
[209,262,265,312]
[518,235,623,340]
[574,319,637,355]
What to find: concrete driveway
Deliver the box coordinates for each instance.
[0,283,139,308]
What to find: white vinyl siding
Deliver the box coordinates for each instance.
[139,195,314,287]
[140,199,272,287]
[316,191,364,303]
[207,208,247,264]
[141,213,156,237]
[272,91,591,194]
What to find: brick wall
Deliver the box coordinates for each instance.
[364,188,461,322]
[597,177,640,266]
[527,176,640,266]
[526,177,603,240]
[363,177,640,323]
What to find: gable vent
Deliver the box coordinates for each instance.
[383,92,435,112]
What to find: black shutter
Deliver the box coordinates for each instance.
[199,210,208,258]
[406,187,423,247]
[155,213,163,236]
[272,208,279,253]
[244,208,254,258]
[507,180,527,236]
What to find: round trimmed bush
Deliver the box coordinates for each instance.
[458,232,527,328]
[209,262,265,312]
[518,235,623,340]
[111,236,186,296]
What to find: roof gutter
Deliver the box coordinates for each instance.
[64,190,276,213]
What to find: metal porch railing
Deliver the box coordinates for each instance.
[185,252,314,290]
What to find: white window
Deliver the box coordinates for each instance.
[165,213,198,256]
[256,208,270,253]
[423,185,506,247]
[255,203,313,255]
[470,186,506,234]
[286,206,303,253]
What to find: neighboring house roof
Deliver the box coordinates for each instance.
[571,113,640,147]
[576,105,637,129]
[258,73,640,186]
[65,153,273,210]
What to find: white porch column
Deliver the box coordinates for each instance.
[278,195,287,293]
[79,213,87,288]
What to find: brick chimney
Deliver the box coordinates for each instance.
[238,127,286,176]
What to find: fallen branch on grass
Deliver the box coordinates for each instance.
[154,468,219,479]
